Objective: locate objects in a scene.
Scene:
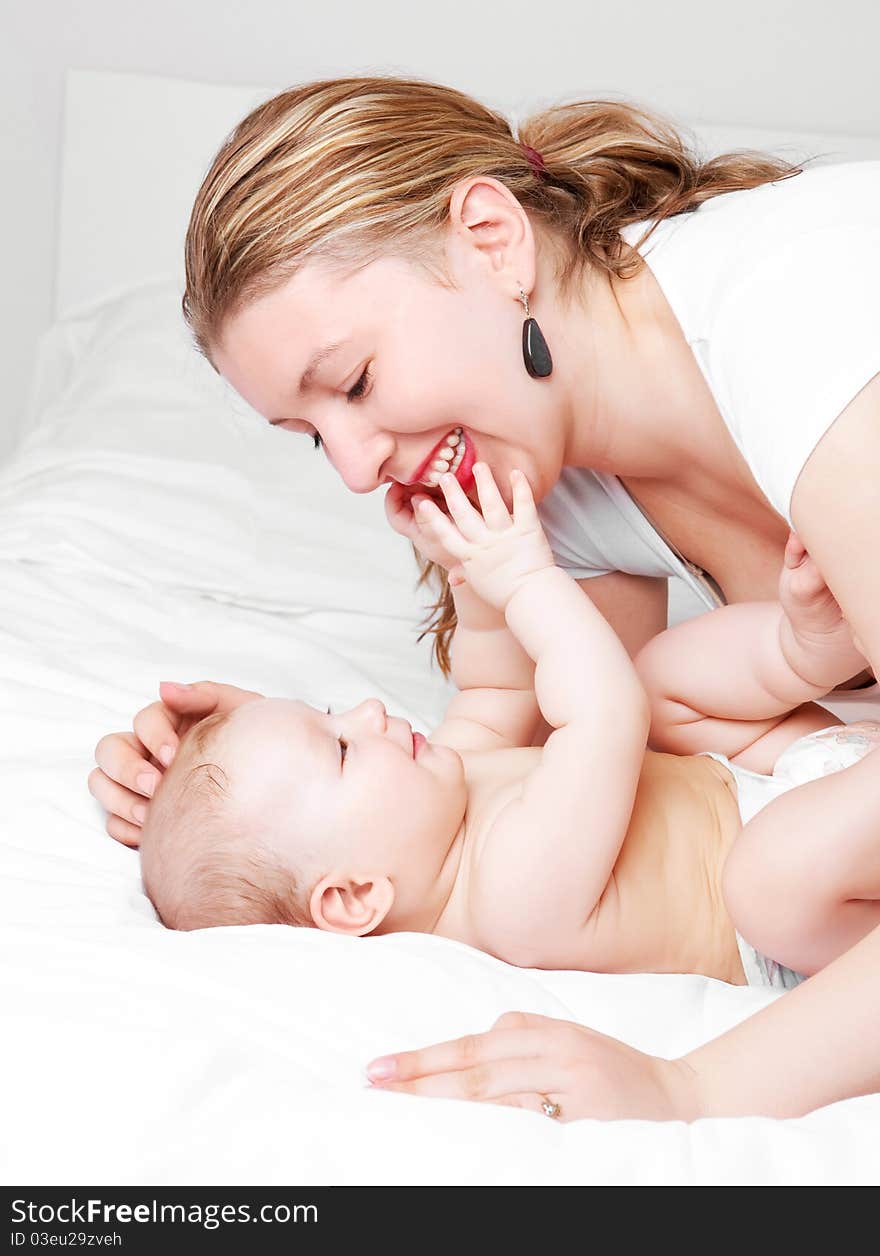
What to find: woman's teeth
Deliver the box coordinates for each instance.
[424,428,464,486]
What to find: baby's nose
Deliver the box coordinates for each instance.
[358,698,387,730]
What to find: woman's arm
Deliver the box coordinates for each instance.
[684,919,880,1116]
[577,570,669,659]
[366,920,880,1120]
[790,374,880,676]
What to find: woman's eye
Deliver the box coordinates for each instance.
[346,365,372,404]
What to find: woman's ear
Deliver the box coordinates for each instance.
[309,873,395,936]
[448,176,536,293]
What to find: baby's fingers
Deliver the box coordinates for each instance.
[783,530,808,568]
[416,497,470,560]
[438,472,487,542]
[510,469,539,523]
[472,462,511,530]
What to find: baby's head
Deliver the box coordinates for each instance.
[140,697,467,936]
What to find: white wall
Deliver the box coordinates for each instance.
[4,0,880,463]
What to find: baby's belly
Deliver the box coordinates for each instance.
[585,751,747,984]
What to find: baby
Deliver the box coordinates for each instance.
[140,464,880,990]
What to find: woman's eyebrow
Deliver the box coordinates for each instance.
[297,339,350,395]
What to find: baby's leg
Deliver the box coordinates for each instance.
[722,747,880,976]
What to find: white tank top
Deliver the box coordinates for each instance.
[537,160,880,612]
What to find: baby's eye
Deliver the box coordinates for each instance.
[338,736,348,764]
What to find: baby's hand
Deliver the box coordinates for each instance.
[384,480,462,576]
[415,463,556,612]
[778,530,866,679]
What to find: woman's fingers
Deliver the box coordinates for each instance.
[384,481,419,539]
[132,696,192,769]
[373,1057,565,1105]
[486,1092,568,1119]
[88,762,152,828]
[491,1010,555,1031]
[94,729,163,800]
[367,1019,554,1084]
[91,683,264,847]
[367,1015,574,1114]
[158,681,264,720]
[105,813,144,850]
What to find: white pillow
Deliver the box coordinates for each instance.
[5,281,430,628]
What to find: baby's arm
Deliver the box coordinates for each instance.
[418,465,650,966]
[430,579,541,752]
[387,482,540,751]
[477,565,651,965]
[636,532,867,767]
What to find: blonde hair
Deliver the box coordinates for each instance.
[183,75,808,674]
[140,712,312,931]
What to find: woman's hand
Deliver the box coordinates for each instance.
[88,680,264,847]
[366,1011,701,1122]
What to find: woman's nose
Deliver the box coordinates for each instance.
[321,423,391,495]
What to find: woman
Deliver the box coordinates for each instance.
[90,76,880,1121]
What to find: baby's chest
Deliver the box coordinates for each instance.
[462,747,539,858]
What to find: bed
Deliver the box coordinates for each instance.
[3,70,880,1186]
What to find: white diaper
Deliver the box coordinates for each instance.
[701,720,880,991]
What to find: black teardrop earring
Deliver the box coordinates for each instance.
[519,288,553,379]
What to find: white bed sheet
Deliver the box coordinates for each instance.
[2,283,880,1184]
[3,560,880,1186]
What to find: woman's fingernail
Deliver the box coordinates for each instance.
[158,745,175,766]
[136,773,158,797]
[366,1057,397,1082]
[162,681,192,690]
[132,803,147,825]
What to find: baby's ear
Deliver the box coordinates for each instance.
[309,874,394,936]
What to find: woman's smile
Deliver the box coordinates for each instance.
[408,426,477,492]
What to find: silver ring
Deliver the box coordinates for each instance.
[539,1094,561,1120]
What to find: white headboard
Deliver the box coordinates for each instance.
[57,68,880,320]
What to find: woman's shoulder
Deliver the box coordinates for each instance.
[621,161,880,325]
[680,163,880,524]
[623,160,880,248]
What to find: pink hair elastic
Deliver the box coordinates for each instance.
[521,143,548,176]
